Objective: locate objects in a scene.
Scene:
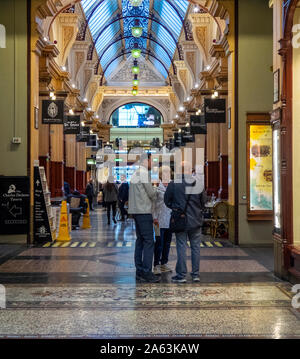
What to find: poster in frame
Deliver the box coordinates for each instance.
[246,113,273,221]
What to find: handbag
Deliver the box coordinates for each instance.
[169,194,192,233]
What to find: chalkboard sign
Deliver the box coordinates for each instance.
[33,167,52,243]
[42,100,65,124]
[190,115,207,134]
[204,99,226,123]
[64,115,81,134]
[0,176,30,235]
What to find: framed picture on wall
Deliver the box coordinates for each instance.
[246,113,273,221]
[273,69,280,104]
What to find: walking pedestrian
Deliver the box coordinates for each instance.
[103,177,119,225]
[118,175,129,221]
[85,178,94,211]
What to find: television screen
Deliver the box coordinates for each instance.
[111,103,162,128]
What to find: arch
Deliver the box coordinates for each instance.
[91,15,181,61]
[100,50,172,86]
[103,98,170,124]
[109,101,164,125]
[45,1,223,41]
[98,34,177,74]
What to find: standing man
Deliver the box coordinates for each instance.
[164,161,207,283]
[118,175,129,221]
[85,178,94,211]
[128,153,159,283]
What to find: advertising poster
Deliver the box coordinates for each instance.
[249,125,273,212]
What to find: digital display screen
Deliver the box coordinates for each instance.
[111,103,162,128]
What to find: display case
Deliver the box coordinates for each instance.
[246,113,273,220]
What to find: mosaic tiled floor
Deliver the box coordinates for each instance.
[0,208,299,338]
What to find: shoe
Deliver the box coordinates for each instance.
[136,271,146,282]
[153,265,161,275]
[160,264,172,273]
[142,272,160,283]
[192,276,200,283]
[171,275,187,283]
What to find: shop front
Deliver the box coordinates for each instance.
[272,0,300,281]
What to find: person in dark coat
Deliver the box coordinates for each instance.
[64,181,71,197]
[164,161,207,284]
[118,175,129,221]
[85,178,94,211]
[67,190,87,230]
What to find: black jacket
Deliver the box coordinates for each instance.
[85,183,94,197]
[164,175,207,230]
[118,182,129,202]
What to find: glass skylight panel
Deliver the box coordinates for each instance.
[173,0,189,15]
[150,59,168,79]
[106,57,122,77]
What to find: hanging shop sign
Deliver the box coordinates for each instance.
[0,176,30,235]
[181,128,195,143]
[190,115,207,134]
[76,127,90,142]
[63,115,81,134]
[204,99,226,123]
[42,100,65,124]
[174,132,182,147]
[33,167,52,243]
[86,134,98,148]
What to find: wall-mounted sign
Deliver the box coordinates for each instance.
[190,115,207,134]
[63,115,81,134]
[204,99,226,123]
[0,176,30,235]
[33,167,52,243]
[42,100,65,124]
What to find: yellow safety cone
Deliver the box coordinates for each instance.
[56,200,71,242]
[81,198,91,229]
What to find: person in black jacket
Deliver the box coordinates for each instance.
[118,175,129,221]
[164,161,207,284]
[85,178,94,211]
[67,190,87,230]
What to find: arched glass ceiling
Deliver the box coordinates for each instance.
[81,0,190,79]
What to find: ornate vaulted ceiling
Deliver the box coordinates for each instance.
[81,0,190,82]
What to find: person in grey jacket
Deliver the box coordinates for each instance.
[164,161,207,283]
[128,153,158,283]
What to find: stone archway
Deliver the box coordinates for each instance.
[101,97,170,125]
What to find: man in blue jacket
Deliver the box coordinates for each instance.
[164,161,207,283]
